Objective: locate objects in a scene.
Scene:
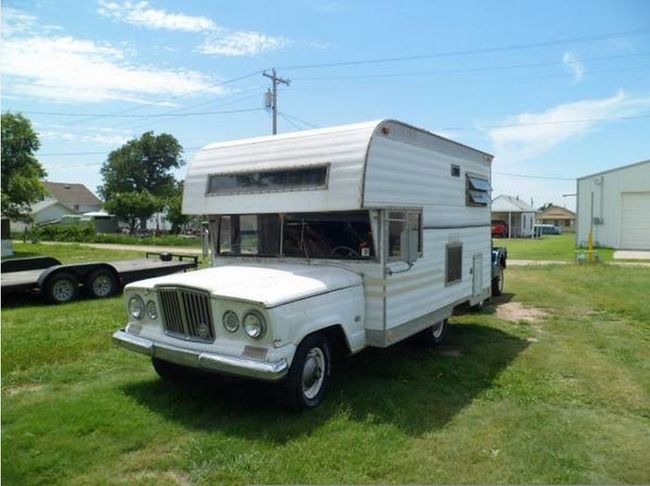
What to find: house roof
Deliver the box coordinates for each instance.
[44,182,102,211]
[492,195,536,213]
[538,205,576,219]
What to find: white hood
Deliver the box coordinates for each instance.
[126,263,362,308]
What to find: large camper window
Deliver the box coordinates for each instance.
[466,174,491,206]
[388,211,422,259]
[216,211,374,260]
[207,165,329,195]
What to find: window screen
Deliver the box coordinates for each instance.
[446,243,462,285]
[466,174,491,207]
[207,165,328,195]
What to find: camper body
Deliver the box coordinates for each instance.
[113,120,496,409]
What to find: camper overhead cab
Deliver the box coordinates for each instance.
[113,119,504,410]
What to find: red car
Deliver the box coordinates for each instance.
[492,220,509,238]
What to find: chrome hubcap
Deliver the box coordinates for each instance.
[302,347,325,400]
[92,275,112,296]
[432,320,445,339]
[53,279,74,301]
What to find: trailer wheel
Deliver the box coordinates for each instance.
[278,333,331,412]
[492,267,504,297]
[417,318,448,346]
[44,272,79,304]
[85,269,118,298]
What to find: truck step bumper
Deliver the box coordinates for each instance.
[112,330,288,381]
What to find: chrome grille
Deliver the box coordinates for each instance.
[158,287,215,342]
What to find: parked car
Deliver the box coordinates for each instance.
[534,223,562,235]
[113,120,507,411]
[492,220,509,238]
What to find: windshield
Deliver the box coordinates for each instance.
[216,211,374,260]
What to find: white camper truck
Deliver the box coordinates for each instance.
[113,119,504,410]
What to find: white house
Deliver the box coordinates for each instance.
[10,182,103,232]
[576,160,650,250]
[492,195,536,238]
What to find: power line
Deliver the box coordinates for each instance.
[278,112,304,131]
[291,51,650,81]
[24,107,263,118]
[278,27,650,70]
[36,112,650,159]
[493,172,575,181]
[278,111,320,129]
[62,70,263,127]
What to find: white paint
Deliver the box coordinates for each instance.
[576,160,650,250]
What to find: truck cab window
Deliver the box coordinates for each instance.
[283,211,374,259]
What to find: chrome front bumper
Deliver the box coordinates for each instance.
[112,330,288,381]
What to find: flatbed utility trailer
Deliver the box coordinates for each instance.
[1,252,198,304]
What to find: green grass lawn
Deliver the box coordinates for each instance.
[5,242,149,263]
[494,233,616,262]
[3,259,650,483]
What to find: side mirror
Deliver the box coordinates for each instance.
[399,223,418,265]
[201,226,210,258]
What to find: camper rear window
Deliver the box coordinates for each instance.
[466,174,491,207]
[207,165,329,195]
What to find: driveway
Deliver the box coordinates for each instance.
[613,250,650,260]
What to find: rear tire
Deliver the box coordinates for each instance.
[417,319,448,346]
[492,267,504,296]
[278,333,331,412]
[44,272,79,304]
[85,269,118,298]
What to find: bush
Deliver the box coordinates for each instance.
[32,223,97,242]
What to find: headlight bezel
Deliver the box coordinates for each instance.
[243,310,266,340]
[145,299,158,319]
[222,310,240,332]
[128,295,145,320]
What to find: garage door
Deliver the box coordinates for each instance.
[621,192,650,249]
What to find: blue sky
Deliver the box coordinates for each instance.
[2,0,649,210]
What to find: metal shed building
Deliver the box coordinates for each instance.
[576,160,650,250]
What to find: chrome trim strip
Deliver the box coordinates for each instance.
[112,330,288,381]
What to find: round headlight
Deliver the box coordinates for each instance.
[222,310,240,332]
[128,295,144,320]
[243,311,266,339]
[146,300,158,319]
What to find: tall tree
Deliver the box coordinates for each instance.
[104,191,164,234]
[1,112,48,220]
[99,131,183,228]
[165,181,189,234]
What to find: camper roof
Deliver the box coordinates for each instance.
[183,119,492,215]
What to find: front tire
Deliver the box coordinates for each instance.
[279,333,331,411]
[152,357,192,381]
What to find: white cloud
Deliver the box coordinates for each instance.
[483,92,650,162]
[306,0,345,13]
[39,128,132,145]
[2,9,225,103]
[563,52,584,84]
[98,0,216,32]
[199,31,290,57]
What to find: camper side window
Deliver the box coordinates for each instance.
[466,174,491,207]
[388,210,422,260]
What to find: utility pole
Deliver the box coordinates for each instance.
[263,68,290,135]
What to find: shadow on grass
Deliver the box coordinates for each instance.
[121,322,527,443]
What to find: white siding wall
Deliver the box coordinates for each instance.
[577,161,650,249]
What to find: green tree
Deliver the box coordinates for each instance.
[99,131,183,228]
[104,191,164,234]
[1,112,48,220]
